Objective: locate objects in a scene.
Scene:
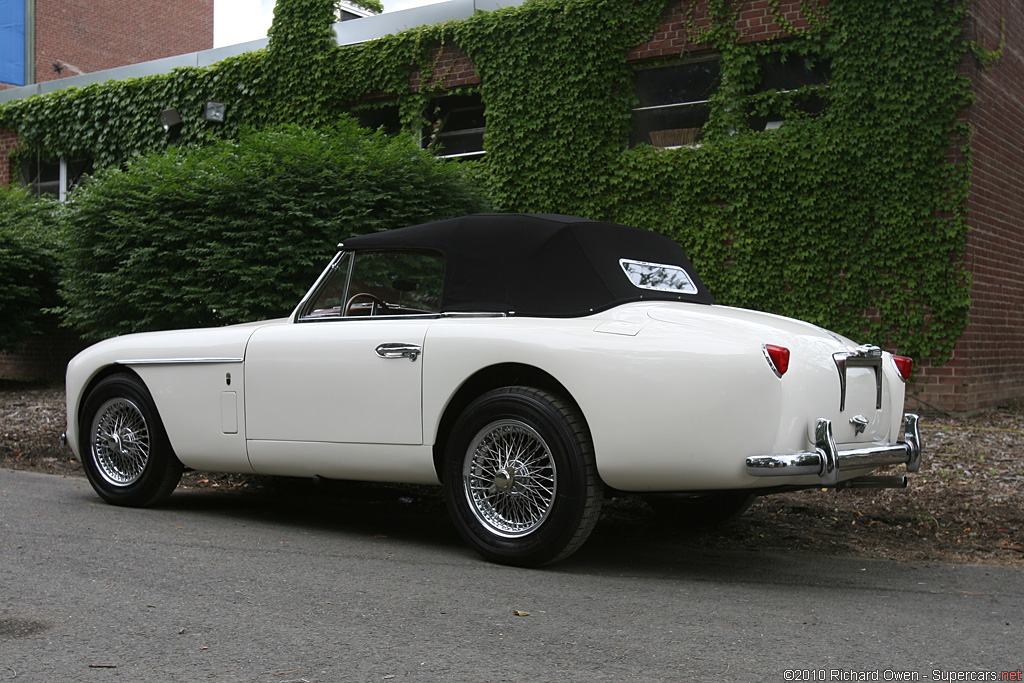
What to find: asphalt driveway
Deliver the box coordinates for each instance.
[2,468,1021,682]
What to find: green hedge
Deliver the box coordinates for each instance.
[58,119,488,341]
[0,187,61,350]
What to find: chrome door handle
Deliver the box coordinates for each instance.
[375,343,421,362]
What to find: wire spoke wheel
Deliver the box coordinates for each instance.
[463,419,557,537]
[90,397,151,487]
[79,373,183,507]
[444,386,602,567]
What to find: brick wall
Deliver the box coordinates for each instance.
[629,0,822,60]
[410,45,481,92]
[0,327,84,382]
[734,0,824,43]
[404,0,825,90]
[0,0,212,380]
[909,0,1024,412]
[32,0,212,82]
[0,129,19,186]
[0,0,213,187]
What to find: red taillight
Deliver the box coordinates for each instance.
[892,355,913,381]
[764,344,790,377]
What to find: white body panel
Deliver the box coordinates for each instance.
[66,320,284,472]
[65,302,907,492]
[244,319,429,444]
[246,441,438,484]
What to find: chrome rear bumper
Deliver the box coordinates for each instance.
[745,414,922,487]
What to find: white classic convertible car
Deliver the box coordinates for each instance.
[64,213,922,566]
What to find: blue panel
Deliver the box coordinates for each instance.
[0,0,27,86]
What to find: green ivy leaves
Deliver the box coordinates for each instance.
[0,0,976,362]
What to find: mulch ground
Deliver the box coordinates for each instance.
[2,379,1021,568]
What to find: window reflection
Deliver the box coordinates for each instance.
[620,259,697,294]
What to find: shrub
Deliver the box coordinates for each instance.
[59,117,489,341]
[0,187,61,350]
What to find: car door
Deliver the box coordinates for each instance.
[243,318,430,445]
[243,249,444,447]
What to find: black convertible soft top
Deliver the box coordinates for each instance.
[339,213,714,317]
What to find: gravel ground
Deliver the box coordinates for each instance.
[2,379,1021,568]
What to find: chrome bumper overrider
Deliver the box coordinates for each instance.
[746,414,922,487]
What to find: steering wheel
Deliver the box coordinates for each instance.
[345,292,387,316]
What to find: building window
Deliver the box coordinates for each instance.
[20,156,92,201]
[630,58,720,148]
[423,93,485,160]
[747,53,830,131]
[354,104,402,136]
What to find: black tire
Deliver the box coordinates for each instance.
[78,373,184,507]
[644,491,756,529]
[443,387,603,567]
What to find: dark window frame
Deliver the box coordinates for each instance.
[422,92,486,160]
[629,56,721,149]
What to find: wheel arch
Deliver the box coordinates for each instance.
[431,363,588,483]
[76,364,147,428]
[76,366,185,506]
[72,364,158,460]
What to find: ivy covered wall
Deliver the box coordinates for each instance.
[0,0,974,368]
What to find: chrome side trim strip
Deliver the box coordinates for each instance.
[117,357,244,365]
[746,413,922,485]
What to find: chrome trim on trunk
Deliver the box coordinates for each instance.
[833,344,883,411]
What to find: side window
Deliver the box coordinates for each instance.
[301,250,445,319]
[346,250,445,316]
